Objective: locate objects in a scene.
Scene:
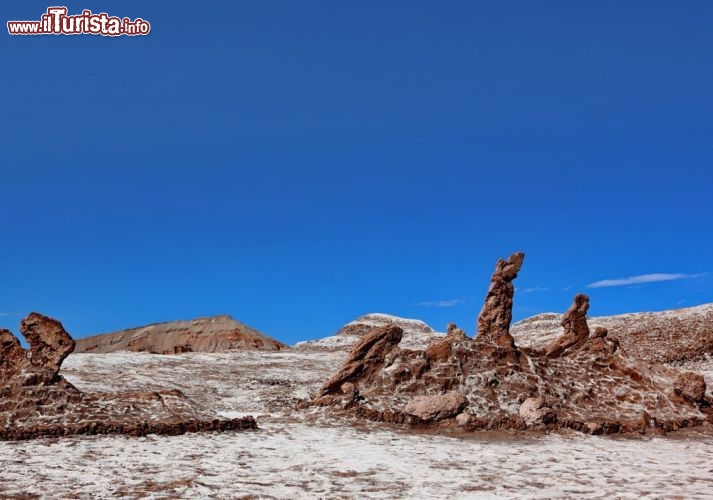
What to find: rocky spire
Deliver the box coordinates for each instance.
[544,293,591,357]
[476,252,525,347]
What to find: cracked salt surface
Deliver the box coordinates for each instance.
[1,350,711,498]
[1,424,713,499]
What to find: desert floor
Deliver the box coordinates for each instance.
[1,349,712,499]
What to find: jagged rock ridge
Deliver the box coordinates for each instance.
[311,252,712,434]
[74,314,286,354]
[1,313,256,440]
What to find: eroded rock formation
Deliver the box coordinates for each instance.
[21,312,75,374]
[544,294,592,357]
[476,252,525,348]
[318,324,403,397]
[0,313,257,441]
[511,303,713,365]
[446,323,467,340]
[310,252,712,434]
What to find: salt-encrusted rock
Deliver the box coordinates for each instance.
[674,372,706,403]
[446,323,467,340]
[310,253,712,435]
[519,397,555,425]
[1,313,258,441]
[591,326,608,339]
[318,324,403,397]
[476,252,525,347]
[404,392,468,421]
[455,412,472,427]
[0,328,30,373]
[544,294,591,358]
[20,313,75,375]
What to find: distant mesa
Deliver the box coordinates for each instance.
[74,314,287,354]
[309,252,713,435]
[1,313,257,441]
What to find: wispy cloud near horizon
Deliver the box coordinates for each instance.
[521,286,550,293]
[587,273,706,289]
[415,298,466,308]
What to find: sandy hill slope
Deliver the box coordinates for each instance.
[295,313,443,350]
[74,315,287,354]
[512,303,713,364]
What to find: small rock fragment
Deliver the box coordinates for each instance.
[673,372,706,403]
[404,392,468,421]
[519,397,555,425]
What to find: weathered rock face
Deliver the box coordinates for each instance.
[476,252,525,348]
[544,294,592,358]
[674,372,707,403]
[20,312,75,374]
[0,328,29,373]
[1,314,83,420]
[318,325,403,397]
[310,253,711,435]
[0,313,257,441]
[446,323,467,340]
[512,303,713,365]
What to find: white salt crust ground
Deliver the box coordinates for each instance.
[0,350,711,498]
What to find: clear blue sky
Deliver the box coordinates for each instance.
[2,1,712,344]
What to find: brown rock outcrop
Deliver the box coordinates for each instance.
[20,312,75,374]
[512,303,713,365]
[1,313,257,441]
[446,323,467,340]
[476,252,525,348]
[544,294,591,357]
[674,372,706,403]
[0,328,29,372]
[318,325,403,397]
[310,252,711,435]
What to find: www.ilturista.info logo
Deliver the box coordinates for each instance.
[7,7,150,36]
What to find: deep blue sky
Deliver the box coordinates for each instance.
[2,1,712,344]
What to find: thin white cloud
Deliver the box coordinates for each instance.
[521,286,550,293]
[415,298,466,308]
[587,273,705,289]
[0,312,13,317]
[561,286,573,291]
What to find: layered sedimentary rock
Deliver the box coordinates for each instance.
[312,253,712,434]
[0,313,257,441]
[74,315,286,354]
[476,252,525,348]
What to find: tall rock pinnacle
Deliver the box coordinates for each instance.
[476,252,525,348]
